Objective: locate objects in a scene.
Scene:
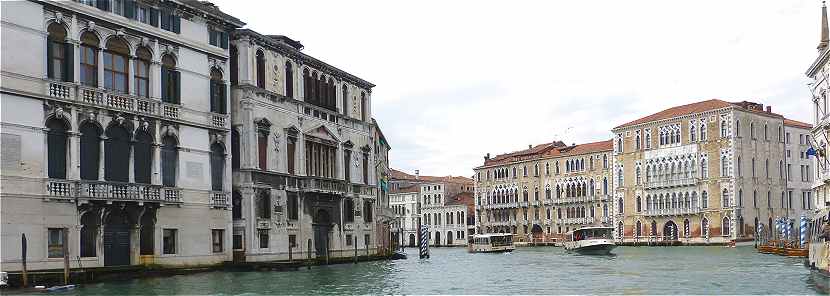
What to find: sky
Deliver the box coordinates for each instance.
[213,0,821,177]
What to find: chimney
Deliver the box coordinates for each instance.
[415,170,419,180]
[766,106,772,113]
[528,144,532,149]
[485,153,490,161]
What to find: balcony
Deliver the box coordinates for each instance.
[644,177,698,189]
[46,81,229,130]
[298,176,348,194]
[641,207,701,216]
[519,201,529,208]
[47,179,182,204]
[211,191,229,208]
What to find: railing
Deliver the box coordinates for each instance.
[46,81,227,129]
[644,177,698,189]
[211,191,228,208]
[299,176,348,193]
[642,207,701,216]
[519,202,529,207]
[532,200,541,207]
[45,179,183,203]
[352,184,377,196]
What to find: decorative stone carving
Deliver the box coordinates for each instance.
[87,21,96,31]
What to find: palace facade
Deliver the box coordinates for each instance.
[1,0,242,270]
[473,140,613,242]
[807,3,830,212]
[611,99,812,244]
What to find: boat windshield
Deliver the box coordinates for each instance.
[490,235,513,247]
[573,228,612,241]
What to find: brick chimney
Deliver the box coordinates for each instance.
[766,106,772,113]
[415,170,419,180]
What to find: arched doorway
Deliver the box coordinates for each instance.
[435,231,441,246]
[531,224,543,241]
[447,231,454,245]
[408,233,416,247]
[313,209,331,257]
[104,207,132,266]
[663,221,678,241]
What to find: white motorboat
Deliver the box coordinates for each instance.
[469,233,515,253]
[563,226,616,255]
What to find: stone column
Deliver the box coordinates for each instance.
[97,48,104,89]
[128,143,135,183]
[69,108,80,180]
[98,136,106,181]
[151,40,161,100]
[128,55,136,96]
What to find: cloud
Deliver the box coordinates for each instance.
[214,0,818,177]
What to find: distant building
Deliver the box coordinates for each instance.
[390,185,420,247]
[611,99,811,244]
[473,140,613,243]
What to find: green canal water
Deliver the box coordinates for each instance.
[37,246,824,295]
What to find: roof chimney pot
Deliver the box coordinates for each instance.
[766,106,772,113]
[415,170,419,180]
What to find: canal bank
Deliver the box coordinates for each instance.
[1,254,392,290]
[5,246,823,295]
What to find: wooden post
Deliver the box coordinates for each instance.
[324,238,329,265]
[63,229,70,285]
[365,236,369,257]
[353,236,358,264]
[306,239,311,270]
[21,234,28,288]
[288,242,293,263]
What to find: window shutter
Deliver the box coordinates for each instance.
[63,43,73,82]
[149,8,159,27]
[173,71,181,104]
[160,67,169,102]
[220,32,228,49]
[46,41,54,79]
[173,16,181,34]
[124,0,135,19]
[160,10,170,30]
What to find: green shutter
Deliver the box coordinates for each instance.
[63,43,73,82]
[46,40,54,79]
[149,8,159,27]
[160,10,170,30]
[173,16,181,34]
[160,67,169,102]
[220,32,228,49]
[124,0,135,19]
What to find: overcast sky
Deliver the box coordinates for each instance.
[214,0,820,177]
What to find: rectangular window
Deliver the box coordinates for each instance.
[161,67,180,104]
[259,230,269,249]
[134,59,149,97]
[258,133,268,170]
[364,234,370,247]
[362,153,369,184]
[163,229,177,254]
[364,200,373,222]
[212,229,224,253]
[346,234,353,246]
[289,234,297,248]
[286,137,296,174]
[48,228,66,258]
[233,234,242,250]
[209,29,228,49]
[287,192,298,220]
[103,51,128,93]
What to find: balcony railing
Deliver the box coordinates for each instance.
[47,179,183,203]
[211,191,228,208]
[299,176,348,193]
[46,81,228,129]
[644,177,699,189]
[641,207,701,216]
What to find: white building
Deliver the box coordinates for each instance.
[1,0,243,270]
[420,183,468,246]
[783,120,817,218]
[390,186,419,247]
[807,3,830,211]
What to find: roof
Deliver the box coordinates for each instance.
[446,192,474,207]
[784,118,813,129]
[180,0,245,27]
[480,140,612,167]
[389,169,473,184]
[613,99,785,130]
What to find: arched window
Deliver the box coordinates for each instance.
[690,124,696,142]
[603,177,608,195]
[645,132,651,149]
[751,158,756,177]
[603,204,608,217]
[230,46,238,86]
[646,195,652,211]
[105,124,130,182]
[765,158,769,178]
[692,192,699,208]
[133,130,153,184]
[651,220,657,236]
[46,118,69,179]
[231,129,240,170]
[361,92,367,121]
[635,167,641,185]
[327,77,336,110]
[721,155,728,177]
[104,38,129,93]
[722,216,730,236]
[750,122,755,139]
[134,47,151,97]
[700,122,707,140]
[617,168,623,186]
[80,32,99,86]
[701,191,708,208]
[80,122,101,180]
[210,68,227,114]
[700,158,708,178]
[702,218,710,238]
[636,196,642,212]
[722,189,730,208]
[232,191,242,220]
[210,143,225,191]
[763,124,768,140]
[672,193,678,209]
[47,23,72,82]
[255,50,265,88]
[720,120,727,138]
[636,221,642,238]
[161,136,178,187]
[735,119,741,136]
[161,54,180,104]
[284,61,294,98]
[617,197,624,214]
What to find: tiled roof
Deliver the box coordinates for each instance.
[446,192,474,207]
[480,140,612,167]
[614,99,785,130]
[784,118,813,129]
[389,169,473,185]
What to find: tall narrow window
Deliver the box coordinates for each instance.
[80,32,99,87]
[161,136,178,187]
[48,228,66,258]
[286,134,296,174]
[287,192,298,220]
[210,143,225,191]
[80,122,101,180]
[161,55,180,104]
[46,118,69,179]
[361,92,367,121]
[256,50,265,88]
[47,23,72,82]
[133,130,153,184]
[257,129,268,170]
[344,149,352,182]
[230,46,238,86]
[362,152,369,184]
[105,124,130,182]
[209,68,227,114]
[104,38,129,93]
[342,84,349,115]
[134,47,151,97]
[284,61,293,98]
[231,129,240,170]
[257,190,271,219]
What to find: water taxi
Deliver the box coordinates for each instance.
[563,226,616,255]
[807,208,830,293]
[469,233,515,253]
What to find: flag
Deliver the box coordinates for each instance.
[807,147,817,157]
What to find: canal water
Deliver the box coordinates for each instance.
[43,246,823,295]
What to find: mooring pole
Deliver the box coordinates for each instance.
[307,240,312,270]
[63,229,69,285]
[353,236,358,264]
[288,243,293,263]
[21,233,28,288]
